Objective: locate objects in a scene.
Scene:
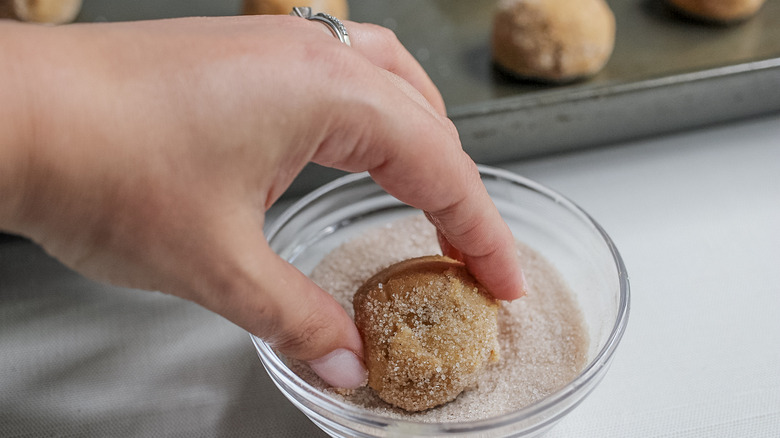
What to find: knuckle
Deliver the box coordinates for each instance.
[272,309,335,359]
[364,24,405,65]
[366,23,401,47]
[440,117,462,145]
[306,43,365,85]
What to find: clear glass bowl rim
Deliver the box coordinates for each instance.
[252,165,630,434]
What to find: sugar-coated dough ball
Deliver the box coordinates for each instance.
[353,255,500,412]
[243,0,349,19]
[492,0,615,82]
[666,0,765,22]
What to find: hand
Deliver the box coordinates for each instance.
[0,16,525,388]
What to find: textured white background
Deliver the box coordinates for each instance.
[2,113,779,437]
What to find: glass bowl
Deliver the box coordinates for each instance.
[251,165,630,437]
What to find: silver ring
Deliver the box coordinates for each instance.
[290,7,351,47]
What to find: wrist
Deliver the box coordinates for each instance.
[0,22,40,236]
[0,22,86,241]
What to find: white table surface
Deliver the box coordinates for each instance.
[2,113,779,437]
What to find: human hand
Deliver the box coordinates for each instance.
[0,16,525,388]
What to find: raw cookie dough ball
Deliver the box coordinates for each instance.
[666,0,765,23]
[0,0,82,24]
[492,0,615,82]
[353,255,500,412]
[243,0,349,19]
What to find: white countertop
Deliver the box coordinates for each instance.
[2,113,779,437]
[505,114,780,437]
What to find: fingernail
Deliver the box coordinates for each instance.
[308,349,368,389]
[519,269,528,297]
[504,266,528,302]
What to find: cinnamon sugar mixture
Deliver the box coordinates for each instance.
[290,215,588,422]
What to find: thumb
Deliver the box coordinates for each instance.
[199,238,367,389]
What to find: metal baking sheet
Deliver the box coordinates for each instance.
[73,0,780,190]
[347,0,780,162]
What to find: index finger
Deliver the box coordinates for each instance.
[355,89,526,301]
[374,147,527,302]
[309,32,526,301]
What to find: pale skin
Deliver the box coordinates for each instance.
[0,16,526,389]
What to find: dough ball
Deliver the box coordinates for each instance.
[0,0,82,24]
[666,0,765,23]
[242,0,349,19]
[492,0,615,82]
[353,255,500,412]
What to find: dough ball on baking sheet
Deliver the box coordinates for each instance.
[242,0,349,19]
[492,0,615,83]
[666,0,765,23]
